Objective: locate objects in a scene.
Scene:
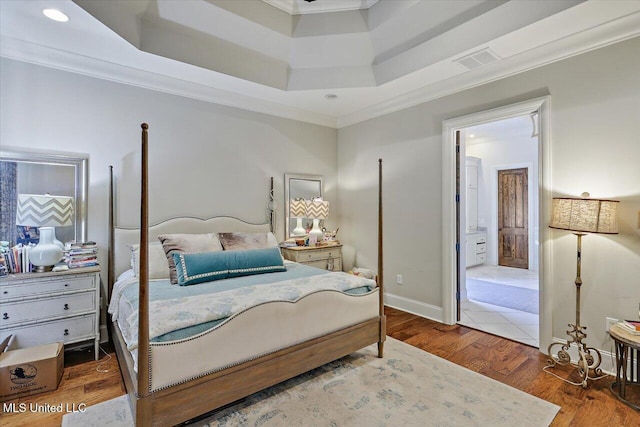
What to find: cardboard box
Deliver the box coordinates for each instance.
[0,342,64,401]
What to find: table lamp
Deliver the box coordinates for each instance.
[305,198,329,242]
[290,199,308,236]
[16,194,74,272]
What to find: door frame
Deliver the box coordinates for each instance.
[441,96,552,352]
[492,163,535,270]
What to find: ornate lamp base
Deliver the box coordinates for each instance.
[544,322,607,388]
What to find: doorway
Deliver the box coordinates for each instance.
[441,97,552,351]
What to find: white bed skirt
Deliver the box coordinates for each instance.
[121,288,379,392]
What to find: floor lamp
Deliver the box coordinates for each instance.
[545,193,619,388]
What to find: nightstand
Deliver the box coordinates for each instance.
[0,266,101,360]
[280,242,342,271]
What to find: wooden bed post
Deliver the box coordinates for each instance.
[107,165,115,344]
[137,123,152,425]
[378,158,386,358]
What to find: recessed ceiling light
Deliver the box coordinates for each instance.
[324,94,338,100]
[469,134,475,138]
[43,9,69,22]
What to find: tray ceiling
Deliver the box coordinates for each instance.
[1,0,639,128]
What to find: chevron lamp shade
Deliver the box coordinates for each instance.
[16,194,74,227]
[305,199,329,220]
[290,199,307,218]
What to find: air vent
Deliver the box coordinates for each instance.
[454,48,501,71]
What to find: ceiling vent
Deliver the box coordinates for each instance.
[454,48,501,70]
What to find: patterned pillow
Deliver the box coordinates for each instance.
[157,233,223,284]
[129,242,171,280]
[172,247,285,286]
[218,232,278,251]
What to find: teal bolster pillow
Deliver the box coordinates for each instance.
[173,247,285,286]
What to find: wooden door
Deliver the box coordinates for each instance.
[498,168,528,269]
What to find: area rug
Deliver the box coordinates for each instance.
[467,278,539,314]
[63,338,558,426]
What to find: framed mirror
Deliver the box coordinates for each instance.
[284,173,324,239]
[0,149,88,247]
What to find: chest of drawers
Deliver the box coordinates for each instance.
[0,266,101,360]
[280,243,342,271]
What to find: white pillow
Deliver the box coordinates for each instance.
[129,242,171,280]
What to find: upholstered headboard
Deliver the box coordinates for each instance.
[113,216,271,279]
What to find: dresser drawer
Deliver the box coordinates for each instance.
[0,314,96,348]
[1,275,95,300]
[476,243,487,254]
[1,291,96,326]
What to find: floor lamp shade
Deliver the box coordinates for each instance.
[549,197,619,234]
[16,194,74,271]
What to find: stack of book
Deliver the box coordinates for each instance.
[617,320,640,335]
[64,241,99,269]
[0,243,35,274]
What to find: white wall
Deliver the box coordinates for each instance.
[338,37,640,350]
[0,58,339,327]
[466,131,539,271]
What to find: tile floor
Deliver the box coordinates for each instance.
[459,265,539,347]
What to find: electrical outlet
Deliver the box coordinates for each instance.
[606,316,618,332]
[396,274,403,285]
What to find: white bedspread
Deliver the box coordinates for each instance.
[109,270,376,351]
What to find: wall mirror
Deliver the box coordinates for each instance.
[284,173,324,239]
[0,149,88,247]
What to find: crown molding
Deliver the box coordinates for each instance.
[337,12,640,128]
[0,37,337,128]
[262,0,379,16]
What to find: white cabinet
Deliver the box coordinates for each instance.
[0,266,101,360]
[466,232,487,268]
[465,157,480,233]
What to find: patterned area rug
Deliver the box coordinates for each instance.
[467,278,539,314]
[63,338,558,426]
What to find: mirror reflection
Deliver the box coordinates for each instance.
[284,174,324,239]
[0,150,88,249]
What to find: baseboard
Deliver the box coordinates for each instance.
[384,292,444,323]
[547,336,618,377]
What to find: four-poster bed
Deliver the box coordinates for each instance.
[107,124,386,426]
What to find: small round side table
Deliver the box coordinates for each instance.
[609,323,640,410]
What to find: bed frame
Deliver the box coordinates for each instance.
[108,123,386,426]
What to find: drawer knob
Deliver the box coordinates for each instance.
[64,283,69,287]
[2,291,7,294]
[64,303,69,310]
[64,329,69,336]
[2,313,8,320]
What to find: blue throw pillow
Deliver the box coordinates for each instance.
[173,247,285,286]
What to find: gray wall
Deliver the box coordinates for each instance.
[338,37,640,349]
[0,58,339,324]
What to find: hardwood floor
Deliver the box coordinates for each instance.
[3,308,638,426]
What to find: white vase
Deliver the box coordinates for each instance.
[30,227,63,272]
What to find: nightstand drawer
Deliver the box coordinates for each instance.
[297,249,339,262]
[1,275,95,300]
[0,314,96,348]
[1,291,96,326]
[305,258,342,271]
